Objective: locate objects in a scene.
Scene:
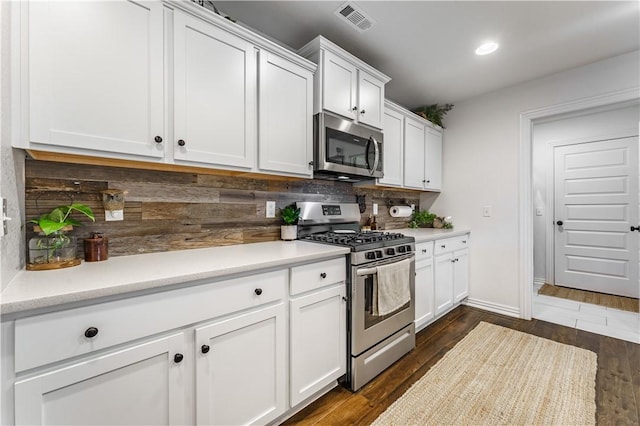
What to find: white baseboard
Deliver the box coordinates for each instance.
[464,298,521,318]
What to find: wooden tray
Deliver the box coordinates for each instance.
[26,259,81,271]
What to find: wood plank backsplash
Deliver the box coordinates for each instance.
[25,159,420,257]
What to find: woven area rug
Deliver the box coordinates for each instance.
[371,322,597,425]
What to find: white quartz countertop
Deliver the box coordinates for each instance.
[398,228,471,243]
[1,241,349,317]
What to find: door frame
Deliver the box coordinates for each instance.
[544,131,639,287]
[518,87,639,320]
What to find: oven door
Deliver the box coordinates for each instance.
[351,253,415,356]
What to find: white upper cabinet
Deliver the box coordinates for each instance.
[323,51,359,121]
[375,100,443,192]
[424,127,443,191]
[378,104,404,187]
[298,36,390,130]
[26,0,165,159]
[403,116,427,190]
[258,52,314,177]
[357,70,386,128]
[16,1,316,178]
[173,11,256,169]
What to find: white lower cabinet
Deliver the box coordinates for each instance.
[195,303,286,426]
[290,284,346,406]
[416,234,470,326]
[434,251,455,316]
[414,242,435,332]
[15,333,186,425]
[7,256,347,426]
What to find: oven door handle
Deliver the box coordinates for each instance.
[356,266,378,276]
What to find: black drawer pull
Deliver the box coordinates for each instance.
[84,327,99,338]
[254,288,263,296]
[201,345,210,354]
[154,135,163,143]
[320,272,327,279]
[174,353,184,363]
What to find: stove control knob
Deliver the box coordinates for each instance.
[405,245,412,252]
[376,250,383,258]
[397,246,406,253]
[366,251,376,260]
[386,248,395,256]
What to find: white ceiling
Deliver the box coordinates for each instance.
[214,1,640,109]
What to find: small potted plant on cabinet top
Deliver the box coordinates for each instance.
[279,204,300,241]
[27,203,95,270]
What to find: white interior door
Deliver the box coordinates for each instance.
[554,137,639,297]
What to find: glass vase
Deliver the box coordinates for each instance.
[28,232,77,265]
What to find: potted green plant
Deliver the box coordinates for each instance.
[27,203,95,270]
[413,103,454,128]
[408,210,437,229]
[279,204,300,241]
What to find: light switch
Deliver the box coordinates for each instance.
[266,201,276,218]
[482,206,492,217]
[105,210,124,221]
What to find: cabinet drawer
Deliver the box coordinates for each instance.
[415,241,434,261]
[290,257,346,295]
[434,235,470,255]
[14,269,287,373]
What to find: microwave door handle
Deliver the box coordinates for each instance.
[370,136,380,175]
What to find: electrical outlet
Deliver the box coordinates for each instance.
[105,210,124,221]
[266,201,276,218]
[373,203,378,215]
[482,205,492,217]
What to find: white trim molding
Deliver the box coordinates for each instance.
[519,87,640,321]
[464,298,521,318]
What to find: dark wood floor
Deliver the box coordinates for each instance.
[284,305,640,426]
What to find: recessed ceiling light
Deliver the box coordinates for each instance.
[475,42,499,56]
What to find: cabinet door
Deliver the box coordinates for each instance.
[453,248,470,303]
[290,284,346,407]
[259,52,314,177]
[404,117,426,189]
[414,258,435,331]
[173,11,256,169]
[434,252,454,316]
[195,303,286,426]
[15,333,186,425]
[378,107,404,187]
[357,70,385,129]
[27,0,164,158]
[322,50,358,120]
[424,127,443,191]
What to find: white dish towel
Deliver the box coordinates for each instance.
[374,258,411,316]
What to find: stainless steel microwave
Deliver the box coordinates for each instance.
[313,112,383,181]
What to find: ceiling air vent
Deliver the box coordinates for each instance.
[334,2,376,32]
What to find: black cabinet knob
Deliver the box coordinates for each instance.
[201,345,210,354]
[556,220,563,226]
[254,288,263,295]
[174,353,184,363]
[84,327,99,338]
[178,139,186,147]
[422,249,427,253]
[342,296,347,302]
[360,109,366,114]
[631,226,640,232]
[320,272,327,279]
[441,245,446,248]
[308,161,314,166]
[352,106,358,112]
[154,136,163,143]
[426,180,430,184]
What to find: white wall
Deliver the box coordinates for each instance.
[532,103,639,283]
[423,50,639,316]
[1,1,25,291]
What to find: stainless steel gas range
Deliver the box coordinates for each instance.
[297,202,416,391]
